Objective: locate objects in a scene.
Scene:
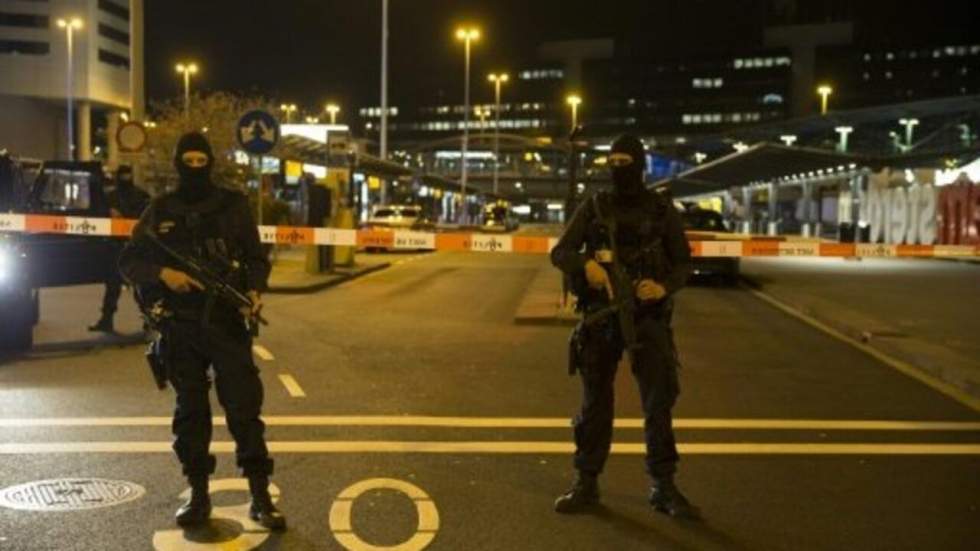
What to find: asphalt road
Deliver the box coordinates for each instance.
[0,251,978,551]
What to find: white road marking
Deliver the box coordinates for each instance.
[1,416,978,430]
[251,344,275,361]
[1,441,978,455]
[330,478,438,551]
[746,287,980,413]
[277,374,307,398]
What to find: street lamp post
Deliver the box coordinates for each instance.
[835,126,854,153]
[175,62,199,117]
[326,103,340,125]
[817,84,833,115]
[566,94,582,131]
[899,118,919,149]
[280,104,297,124]
[57,17,83,160]
[456,26,480,223]
[488,72,509,196]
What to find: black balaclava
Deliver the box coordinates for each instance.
[173,132,215,203]
[116,165,133,189]
[610,134,647,201]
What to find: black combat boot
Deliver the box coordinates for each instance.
[649,476,700,520]
[175,475,212,526]
[554,471,600,513]
[88,315,114,333]
[248,476,287,531]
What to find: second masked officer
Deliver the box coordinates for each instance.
[119,132,285,530]
[551,134,699,519]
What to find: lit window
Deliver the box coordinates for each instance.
[714,78,723,87]
[863,53,871,62]
[972,45,980,55]
[933,49,941,58]
[732,113,742,123]
[863,72,870,81]
[886,52,894,61]
[682,114,692,124]
[945,46,956,56]
[956,46,967,56]
[734,59,744,69]
[885,71,893,79]
[764,57,774,67]
[762,93,783,104]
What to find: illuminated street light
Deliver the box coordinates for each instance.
[899,118,920,149]
[57,17,84,160]
[474,106,489,129]
[280,103,298,124]
[566,94,582,130]
[694,152,708,164]
[325,103,340,125]
[175,62,199,117]
[733,141,749,153]
[488,72,510,195]
[455,26,481,222]
[834,126,853,153]
[779,135,798,147]
[817,84,833,115]
[305,116,320,124]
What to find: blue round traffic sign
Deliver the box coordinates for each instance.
[237,110,280,155]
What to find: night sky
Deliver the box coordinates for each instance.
[144,0,976,117]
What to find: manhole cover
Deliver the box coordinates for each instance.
[0,478,145,511]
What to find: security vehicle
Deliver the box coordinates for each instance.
[680,206,740,285]
[362,204,434,231]
[483,203,519,233]
[0,161,119,351]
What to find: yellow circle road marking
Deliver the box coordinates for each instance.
[329,478,439,551]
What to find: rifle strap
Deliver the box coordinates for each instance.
[591,194,619,260]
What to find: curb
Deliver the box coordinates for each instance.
[741,274,980,412]
[266,263,391,295]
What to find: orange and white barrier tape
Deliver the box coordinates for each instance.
[1,214,978,259]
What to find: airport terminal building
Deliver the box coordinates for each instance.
[0,0,143,161]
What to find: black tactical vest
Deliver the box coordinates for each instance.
[575,190,672,310]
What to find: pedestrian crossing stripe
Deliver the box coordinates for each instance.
[1,416,978,430]
[0,441,978,455]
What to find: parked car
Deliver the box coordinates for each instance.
[482,204,519,233]
[361,204,434,231]
[680,206,740,285]
[0,161,119,351]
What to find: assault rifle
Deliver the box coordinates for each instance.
[140,229,268,336]
[587,196,641,366]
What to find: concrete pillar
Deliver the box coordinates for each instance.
[77,101,92,161]
[767,182,779,236]
[741,186,753,234]
[130,0,145,121]
[800,181,813,237]
[107,111,121,171]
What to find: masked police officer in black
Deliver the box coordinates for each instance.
[119,132,285,530]
[90,165,149,333]
[551,134,699,519]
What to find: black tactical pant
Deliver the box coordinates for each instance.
[99,274,122,318]
[573,313,681,478]
[100,247,124,318]
[168,320,273,478]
